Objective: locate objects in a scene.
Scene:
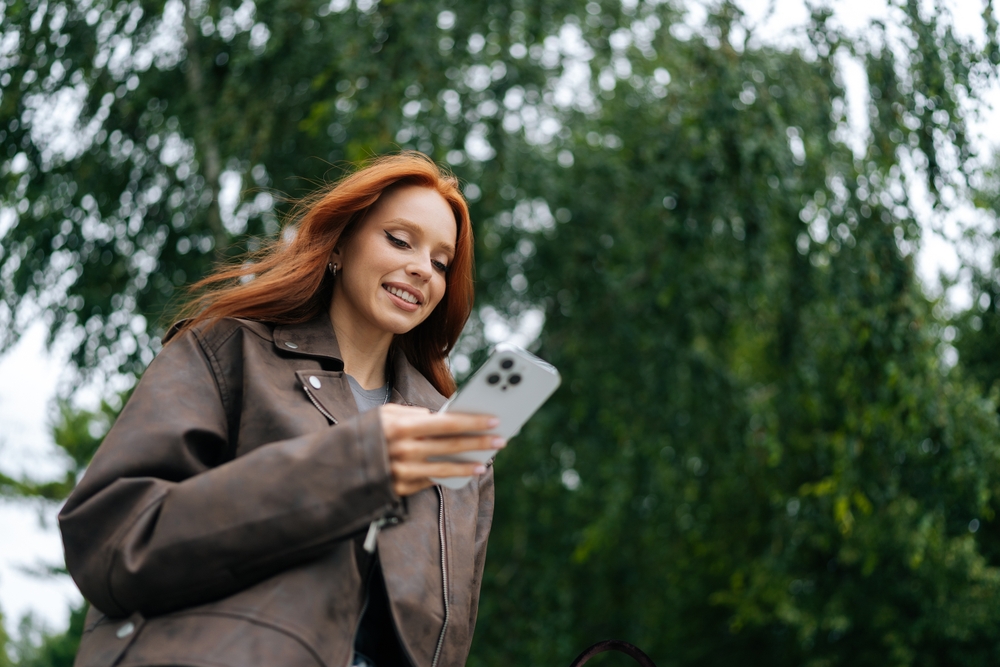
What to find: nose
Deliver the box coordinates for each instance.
[407,252,434,282]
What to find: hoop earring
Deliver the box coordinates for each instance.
[328,262,338,278]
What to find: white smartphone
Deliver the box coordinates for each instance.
[430,343,562,489]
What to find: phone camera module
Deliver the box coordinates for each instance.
[487,373,501,385]
[500,358,514,370]
[509,373,522,385]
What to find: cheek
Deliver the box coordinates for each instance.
[343,262,380,305]
[429,276,448,309]
[352,246,394,291]
[365,244,396,274]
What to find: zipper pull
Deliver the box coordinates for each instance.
[363,518,386,553]
[363,515,400,553]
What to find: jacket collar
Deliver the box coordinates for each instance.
[391,347,448,411]
[272,316,345,369]
[272,315,447,410]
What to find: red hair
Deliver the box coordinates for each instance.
[171,152,474,396]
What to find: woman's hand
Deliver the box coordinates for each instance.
[380,404,504,496]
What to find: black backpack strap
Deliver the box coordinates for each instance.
[569,640,657,667]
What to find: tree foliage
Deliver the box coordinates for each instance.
[2,605,86,667]
[466,5,1000,665]
[0,611,14,667]
[0,398,116,500]
[0,398,104,666]
[0,0,583,378]
[3,0,1000,665]
[954,160,1000,409]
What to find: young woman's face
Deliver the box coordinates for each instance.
[332,184,457,336]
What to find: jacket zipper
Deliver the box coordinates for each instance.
[307,384,441,665]
[431,485,449,667]
[353,514,404,666]
[346,570,373,667]
[301,383,338,424]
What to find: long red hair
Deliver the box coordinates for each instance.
[171,152,474,396]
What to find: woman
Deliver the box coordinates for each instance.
[58,153,501,667]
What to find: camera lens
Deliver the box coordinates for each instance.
[509,373,522,385]
[487,373,501,385]
[500,358,514,369]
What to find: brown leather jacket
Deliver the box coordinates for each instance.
[58,316,495,667]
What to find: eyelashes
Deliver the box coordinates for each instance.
[384,230,449,273]
[384,230,408,248]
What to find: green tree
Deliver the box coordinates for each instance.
[954,158,1000,408]
[466,3,1000,666]
[5,605,86,667]
[0,398,116,500]
[0,0,577,379]
[0,396,108,667]
[0,609,14,667]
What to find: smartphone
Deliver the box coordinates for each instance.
[431,343,561,489]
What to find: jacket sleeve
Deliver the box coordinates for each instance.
[58,328,401,618]
[467,465,495,638]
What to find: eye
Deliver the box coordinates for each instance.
[432,259,449,273]
[384,230,409,248]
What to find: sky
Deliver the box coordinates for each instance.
[0,324,83,631]
[1,0,998,636]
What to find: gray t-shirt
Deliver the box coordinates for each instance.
[346,374,389,414]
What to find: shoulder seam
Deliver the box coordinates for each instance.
[191,327,236,418]
[232,318,273,343]
[176,318,272,355]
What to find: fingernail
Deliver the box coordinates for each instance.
[491,437,506,449]
[487,417,500,427]
[473,465,487,474]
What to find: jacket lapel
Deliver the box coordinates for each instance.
[390,348,448,411]
[294,370,357,425]
[275,314,448,415]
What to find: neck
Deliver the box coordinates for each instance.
[328,294,394,390]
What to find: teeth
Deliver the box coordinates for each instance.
[387,286,419,304]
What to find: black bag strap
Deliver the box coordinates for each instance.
[569,640,657,667]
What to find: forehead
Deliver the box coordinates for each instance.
[366,184,457,248]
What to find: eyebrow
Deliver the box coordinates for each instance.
[384,217,456,256]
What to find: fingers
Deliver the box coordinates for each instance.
[391,460,487,497]
[395,460,486,479]
[380,404,500,497]
[394,478,433,497]
[380,404,498,441]
[389,434,504,460]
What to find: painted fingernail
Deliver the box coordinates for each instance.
[473,465,487,474]
[487,417,500,427]
[491,437,506,449]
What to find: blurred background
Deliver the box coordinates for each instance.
[3,0,1000,664]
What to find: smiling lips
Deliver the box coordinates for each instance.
[383,283,423,311]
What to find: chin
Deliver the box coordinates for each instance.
[377,312,427,336]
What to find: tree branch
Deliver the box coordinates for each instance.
[182,0,227,253]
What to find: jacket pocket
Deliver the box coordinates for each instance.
[112,610,328,667]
